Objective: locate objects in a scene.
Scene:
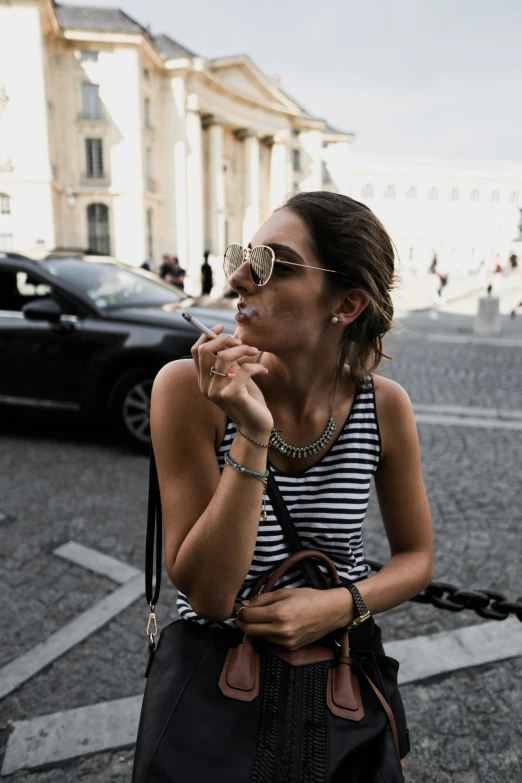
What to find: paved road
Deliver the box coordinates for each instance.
[0,331,521,782]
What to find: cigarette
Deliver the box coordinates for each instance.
[182,312,219,339]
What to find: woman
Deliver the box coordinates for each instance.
[149,191,434,778]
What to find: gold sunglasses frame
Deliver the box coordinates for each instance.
[223,243,348,287]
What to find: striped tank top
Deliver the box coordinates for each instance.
[177,379,381,626]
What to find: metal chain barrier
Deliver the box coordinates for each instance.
[364,560,522,622]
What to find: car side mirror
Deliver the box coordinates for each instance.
[22,298,63,324]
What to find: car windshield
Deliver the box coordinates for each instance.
[44,259,185,309]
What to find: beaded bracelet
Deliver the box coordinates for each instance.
[224,451,269,520]
[236,427,269,449]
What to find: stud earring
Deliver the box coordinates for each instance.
[331,317,341,324]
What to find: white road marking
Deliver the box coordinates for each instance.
[54,541,141,584]
[413,404,522,421]
[424,333,522,348]
[3,617,521,775]
[0,574,144,701]
[1,696,143,775]
[387,616,522,686]
[414,413,522,431]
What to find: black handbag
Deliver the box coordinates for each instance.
[132,450,405,783]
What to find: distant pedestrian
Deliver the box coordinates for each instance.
[201,250,214,296]
[509,253,518,271]
[160,255,186,290]
[141,258,153,271]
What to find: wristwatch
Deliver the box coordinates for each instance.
[339,581,371,632]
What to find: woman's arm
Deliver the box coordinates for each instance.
[151,343,272,622]
[353,376,434,614]
[235,376,434,648]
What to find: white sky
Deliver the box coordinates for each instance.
[63,0,521,162]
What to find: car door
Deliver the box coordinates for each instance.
[0,264,87,409]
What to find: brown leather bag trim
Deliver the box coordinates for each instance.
[326,667,364,721]
[260,642,335,667]
[219,646,260,702]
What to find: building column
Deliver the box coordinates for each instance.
[237,129,260,244]
[206,117,226,256]
[269,135,289,211]
[185,94,204,295]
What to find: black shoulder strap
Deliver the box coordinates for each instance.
[266,469,327,590]
[145,445,162,608]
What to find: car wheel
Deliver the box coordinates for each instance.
[108,367,156,453]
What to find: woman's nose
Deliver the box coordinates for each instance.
[228,260,255,294]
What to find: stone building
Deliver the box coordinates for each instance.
[0,0,351,293]
[347,155,522,276]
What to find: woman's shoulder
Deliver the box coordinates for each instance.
[372,374,412,410]
[371,375,417,458]
[152,359,228,451]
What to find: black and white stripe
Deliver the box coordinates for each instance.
[177,382,381,625]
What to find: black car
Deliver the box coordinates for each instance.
[0,253,237,451]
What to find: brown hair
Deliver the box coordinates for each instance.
[283,191,399,388]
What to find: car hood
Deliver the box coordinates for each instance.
[100,301,238,333]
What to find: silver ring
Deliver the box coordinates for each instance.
[210,366,230,378]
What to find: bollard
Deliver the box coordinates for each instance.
[474,294,501,336]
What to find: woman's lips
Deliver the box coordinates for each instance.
[236,305,258,321]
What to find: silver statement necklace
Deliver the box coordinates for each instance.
[256,352,338,459]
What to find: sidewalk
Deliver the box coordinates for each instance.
[392,273,522,340]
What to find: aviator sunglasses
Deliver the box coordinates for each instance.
[223,243,348,287]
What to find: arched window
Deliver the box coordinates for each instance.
[510,191,519,205]
[470,189,480,202]
[428,187,438,201]
[384,185,395,199]
[406,186,417,199]
[449,188,459,202]
[87,203,110,255]
[361,183,373,198]
[490,190,500,203]
[0,193,10,214]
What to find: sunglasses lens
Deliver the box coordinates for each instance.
[250,246,273,285]
[224,244,244,278]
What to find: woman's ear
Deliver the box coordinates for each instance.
[332,289,370,327]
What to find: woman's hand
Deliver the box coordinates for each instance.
[191,324,273,438]
[234,587,355,650]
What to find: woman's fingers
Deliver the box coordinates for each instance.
[213,344,259,371]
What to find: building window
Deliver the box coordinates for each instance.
[510,191,519,205]
[143,68,150,80]
[81,83,103,120]
[362,184,373,198]
[406,186,417,199]
[292,148,301,172]
[80,50,99,62]
[428,187,438,201]
[144,98,152,129]
[146,148,154,189]
[87,203,110,255]
[490,190,500,203]
[85,138,104,178]
[470,189,480,202]
[0,234,13,251]
[0,193,10,214]
[146,209,153,258]
[384,185,395,199]
[449,188,459,202]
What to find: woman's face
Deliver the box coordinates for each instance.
[228,209,333,353]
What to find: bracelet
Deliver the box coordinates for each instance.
[236,427,269,449]
[224,452,269,521]
[224,451,269,480]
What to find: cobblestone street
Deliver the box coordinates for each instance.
[0,327,521,782]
